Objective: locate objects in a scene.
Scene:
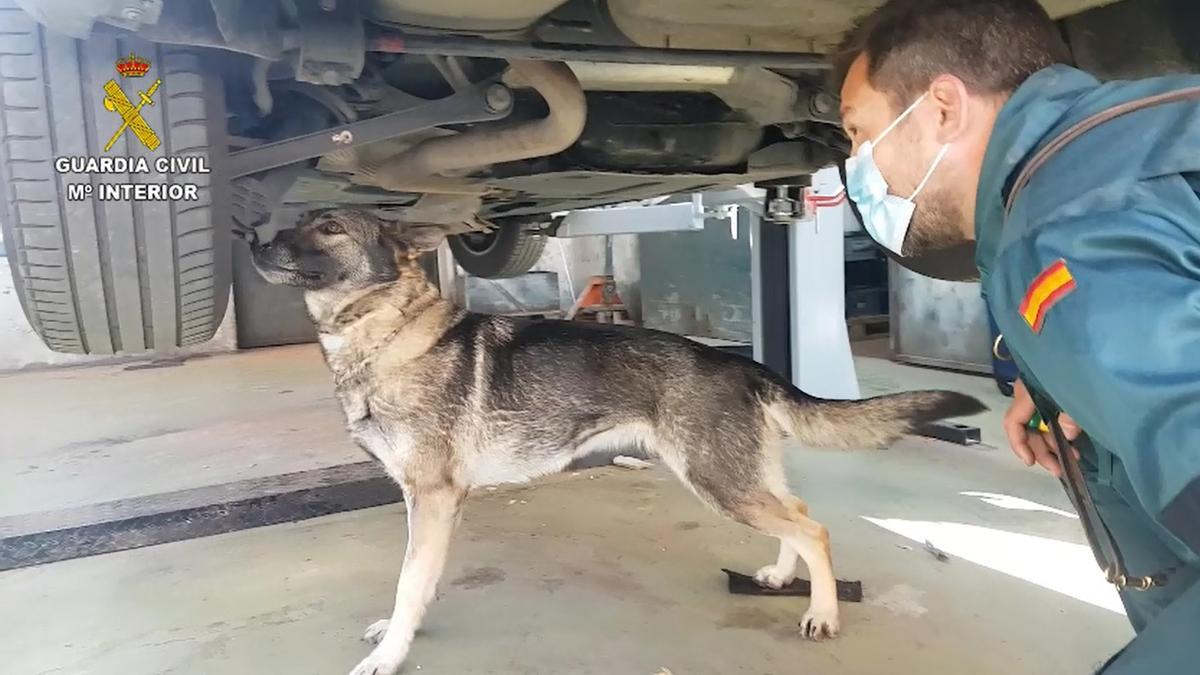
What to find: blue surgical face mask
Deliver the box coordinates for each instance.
[844,93,949,255]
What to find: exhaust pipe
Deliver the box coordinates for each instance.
[371,60,586,189]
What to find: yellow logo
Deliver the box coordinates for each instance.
[102,52,161,152]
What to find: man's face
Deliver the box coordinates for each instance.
[839,54,984,256]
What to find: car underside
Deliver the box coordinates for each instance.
[2,0,1196,353]
[20,0,1139,228]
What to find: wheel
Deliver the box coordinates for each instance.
[0,4,229,354]
[448,225,546,278]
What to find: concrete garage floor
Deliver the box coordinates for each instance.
[0,346,355,517]
[0,346,1132,674]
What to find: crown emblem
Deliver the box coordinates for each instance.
[115,52,151,78]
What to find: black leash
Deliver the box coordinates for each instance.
[1030,392,1174,591]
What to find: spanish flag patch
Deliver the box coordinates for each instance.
[1019,259,1076,333]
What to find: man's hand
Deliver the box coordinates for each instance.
[1002,379,1080,478]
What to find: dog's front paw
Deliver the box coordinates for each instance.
[753,564,796,590]
[348,649,404,675]
[362,619,390,645]
[799,607,840,641]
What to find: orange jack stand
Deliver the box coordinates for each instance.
[566,275,631,324]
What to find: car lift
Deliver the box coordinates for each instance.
[552,165,861,400]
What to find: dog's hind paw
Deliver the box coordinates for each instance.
[753,564,796,590]
[349,649,403,675]
[799,608,840,641]
[362,619,390,645]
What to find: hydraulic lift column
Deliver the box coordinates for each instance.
[753,205,793,380]
[752,166,860,400]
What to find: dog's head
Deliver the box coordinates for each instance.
[251,210,441,291]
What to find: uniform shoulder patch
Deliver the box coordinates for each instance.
[1019,258,1076,333]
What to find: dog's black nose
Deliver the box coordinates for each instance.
[248,236,271,255]
[251,228,296,252]
[233,223,259,245]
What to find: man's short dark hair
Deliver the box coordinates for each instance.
[833,0,1073,107]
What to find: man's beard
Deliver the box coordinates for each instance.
[902,188,968,257]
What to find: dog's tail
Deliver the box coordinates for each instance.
[762,382,986,449]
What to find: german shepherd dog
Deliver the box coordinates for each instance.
[251,209,985,675]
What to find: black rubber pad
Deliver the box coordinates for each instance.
[722,568,864,603]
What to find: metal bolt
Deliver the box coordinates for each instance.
[331,130,353,145]
[484,84,513,114]
[767,197,797,223]
[766,186,801,224]
[321,69,341,86]
[811,91,837,116]
[776,122,803,139]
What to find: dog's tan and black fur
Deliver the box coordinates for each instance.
[252,209,985,675]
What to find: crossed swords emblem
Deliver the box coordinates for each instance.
[102,77,162,152]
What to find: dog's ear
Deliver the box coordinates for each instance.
[400,226,447,253]
[377,222,416,265]
[299,208,337,230]
[379,221,446,261]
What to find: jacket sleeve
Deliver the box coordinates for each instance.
[1012,206,1200,558]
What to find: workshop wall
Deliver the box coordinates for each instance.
[637,212,752,343]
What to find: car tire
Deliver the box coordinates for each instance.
[0,3,229,354]
[448,225,546,278]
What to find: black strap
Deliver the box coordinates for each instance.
[1004,86,1200,217]
[1030,392,1174,591]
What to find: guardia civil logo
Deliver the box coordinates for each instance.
[51,50,209,204]
[102,52,162,152]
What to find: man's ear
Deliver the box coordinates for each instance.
[928,74,972,143]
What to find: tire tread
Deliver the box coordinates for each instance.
[0,5,227,354]
[449,226,547,279]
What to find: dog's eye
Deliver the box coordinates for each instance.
[319,221,345,236]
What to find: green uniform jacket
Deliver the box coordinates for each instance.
[976,65,1200,566]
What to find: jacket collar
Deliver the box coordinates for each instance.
[974,65,1101,280]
